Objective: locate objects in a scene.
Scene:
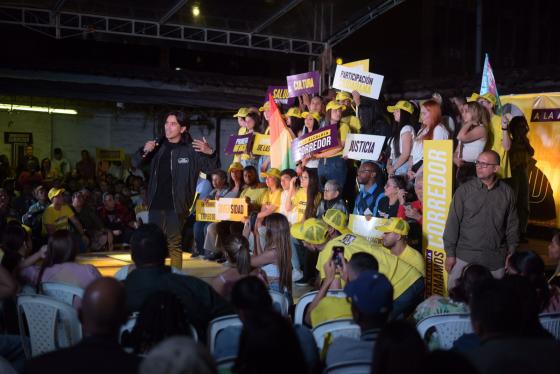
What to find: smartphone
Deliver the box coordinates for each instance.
[332,246,344,268]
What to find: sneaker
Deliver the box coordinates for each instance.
[292,269,304,282]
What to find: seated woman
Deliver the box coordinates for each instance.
[250,213,292,299]
[211,235,264,300]
[315,179,348,218]
[376,175,407,219]
[20,229,101,294]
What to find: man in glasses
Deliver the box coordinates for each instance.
[443,150,519,289]
[353,161,384,217]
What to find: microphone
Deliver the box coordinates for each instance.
[142,137,165,158]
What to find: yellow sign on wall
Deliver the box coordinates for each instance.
[422,140,453,297]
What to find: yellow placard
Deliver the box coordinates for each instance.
[195,200,218,222]
[215,198,248,222]
[343,59,370,72]
[422,140,453,297]
[252,133,270,156]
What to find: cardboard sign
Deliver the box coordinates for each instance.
[291,125,340,163]
[215,198,249,222]
[343,59,370,72]
[252,133,270,156]
[422,140,453,297]
[225,133,253,155]
[348,214,387,241]
[332,65,384,99]
[343,134,386,161]
[286,71,321,98]
[195,200,218,222]
[266,86,296,107]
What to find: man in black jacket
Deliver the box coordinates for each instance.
[132,111,218,267]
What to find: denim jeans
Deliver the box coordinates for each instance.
[193,221,209,254]
[318,156,347,189]
[391,277,425,320]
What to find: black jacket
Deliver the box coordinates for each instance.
[132,137,219,217]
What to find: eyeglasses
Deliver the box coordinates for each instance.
[474,160,498,168]
[358,169,374,174]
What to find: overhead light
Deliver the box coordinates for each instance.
[192,5,200,17]
[336,57,343,65]
[175,67,182,71]
[0,104,77,115]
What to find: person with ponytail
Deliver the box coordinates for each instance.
[386,101,415,177]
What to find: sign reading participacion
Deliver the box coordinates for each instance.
[343,134,386,161]
[291,125,339,163]
[286,71,320,98]
[332,65,384,99]
[225,133,253,155]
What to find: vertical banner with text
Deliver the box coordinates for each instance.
[423,140,453,297]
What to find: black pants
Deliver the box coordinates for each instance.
[149,209,184,267]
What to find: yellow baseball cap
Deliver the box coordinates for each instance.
[300,111,322,122]
[261,168,281,180]
[479,92,497,107]
[387,100,414,114]
[284,107,301,118]
[335,91,353,102]
[326,101,346,112]
[48,187,65,201]
[322,209,352,234]
[290,218,329,245]
[258,101,270,112]
[227,162,244,172]
[233,107,250,118]
[466,93,480,103]
[376,217,410,236]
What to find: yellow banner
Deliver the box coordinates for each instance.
[215,198,248,222]
[343,59,370,72]
[252,133,270,156]
[423,140,453,297]
[195,200,218,222]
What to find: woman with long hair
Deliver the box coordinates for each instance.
[20,229,100,294]
[251,213,292,297]
[284,107,304,137]
[386,101,415,177]
[240,112,262,169]
[376,175,408,219]
[299,111,321,172]
[453,101,489,185]
[507,115,534,241]
[506,250,551,312]
[409,100,450,178]
[212,235,264,300]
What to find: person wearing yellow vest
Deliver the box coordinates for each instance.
[478,92,511,179]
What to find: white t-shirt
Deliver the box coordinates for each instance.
[411,124,449,165]
[390,125,415,161]
[460,137,487,163]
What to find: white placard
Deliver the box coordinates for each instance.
[348,214,388,240]
[343,134,386,161]
[332,65,384,99]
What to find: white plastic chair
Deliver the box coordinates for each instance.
[324,360,372,374]
[269,289,290,316]
[294,290,346,325]
[136,211,149,224]
[41,282,84,306]
[539,313,560,339]
[208,314,242,354]
[312,319,360,351]
[416,313,472,350]
[17,294,82,358]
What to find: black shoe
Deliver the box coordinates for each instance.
[205,252,224,261]
[190,251,201,258]
[295,278,310,286]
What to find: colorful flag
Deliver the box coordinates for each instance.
[268,94,294,170]
[480,53,502,114]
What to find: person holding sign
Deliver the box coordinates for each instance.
[386,101,415,177]
[299,111,322,171]
[232,108,249,164]
[132,111,217,268]
[336,91,362,134]
[311,101,351,188]
[240,112,262,170]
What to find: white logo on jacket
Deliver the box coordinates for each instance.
[178,158,189,164]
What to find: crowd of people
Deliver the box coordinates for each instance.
[0,87,558,373]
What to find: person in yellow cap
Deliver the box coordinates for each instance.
[43,188,88,245]
[310,101,350,189]
[386,100,415,176]
[284,107,304,137]
[466,92,480,103]
[254,168,283,249]
[376,217,425,276]
[239,112,262,169]
[298,111,322,171]
[336,91,361,133]
[233,107,249,135]
[478,92,511,179]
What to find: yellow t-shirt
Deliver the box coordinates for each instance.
[334,122,350,157]
[291,188,321,223]
[341,115,361,133]
[399,245,425,277]
[42,204,75,235]
[488,114,511,178]
[317,233,423,299]
[310,296,352,328]
[240,186,267,211]
[262,189,282,211]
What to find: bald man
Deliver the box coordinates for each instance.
[24,278,140,374]
[443,150,519,289]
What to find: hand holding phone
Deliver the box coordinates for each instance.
[332,246,344,269]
